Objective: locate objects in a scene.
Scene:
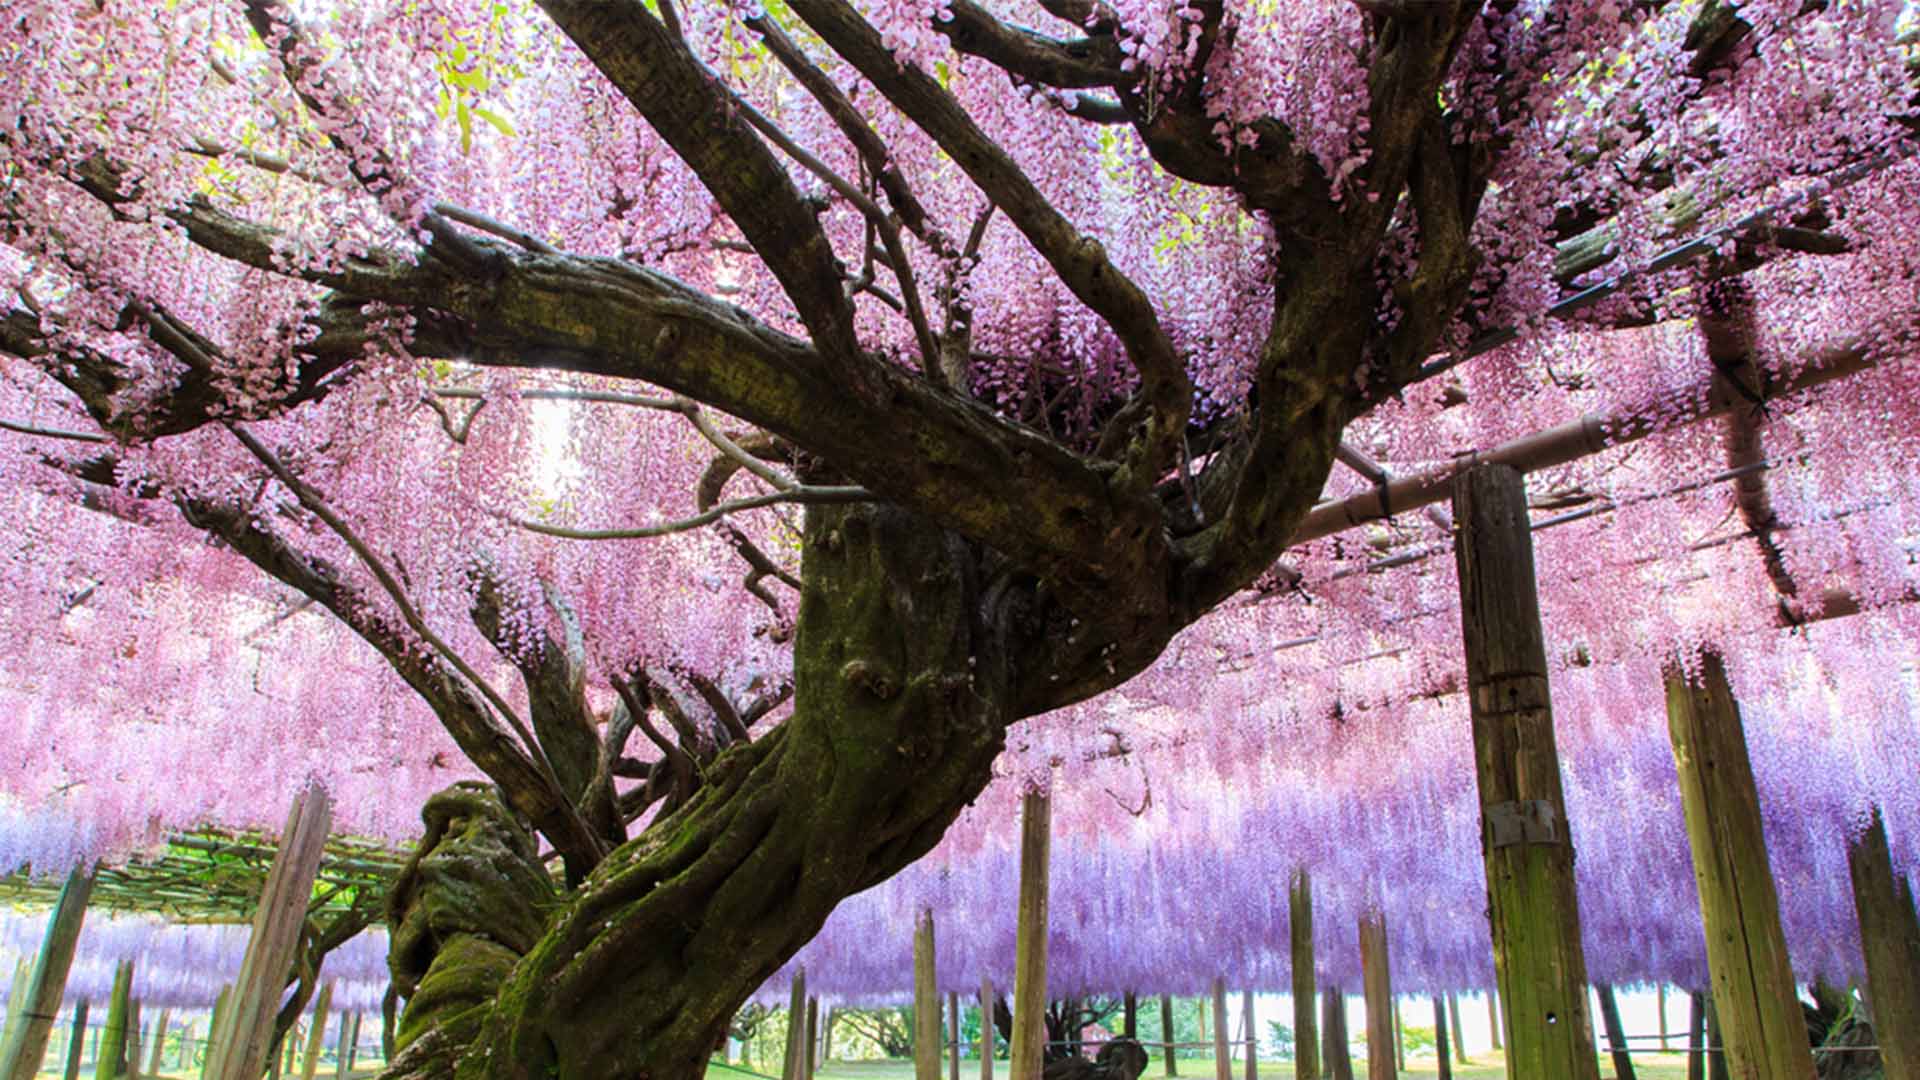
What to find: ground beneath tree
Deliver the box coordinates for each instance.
[770,1050,1706,1080]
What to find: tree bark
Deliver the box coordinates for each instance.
[1665,652,1816,1080]
[949,993,961,1080]
[1451,464,1601,1080]
[1847,805,1920,1080]
[1704,997,1730,1080]
[1686,992,1705,1080]
[1321,989,1352,1080]
[1390,1001,1403,1073]
[1358,916,1394,1080]
[375,503,1018,1080]
[1487,989,1501,1052]
[1010,792,1051,1080]
[1595,985,1635,1080]
[917,911,940,1080]
[0,866,94,1080]
[1432,999,1451,1080]
[1290,869,1319,1080]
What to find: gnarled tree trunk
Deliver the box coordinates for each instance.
[384,502,1017,1080]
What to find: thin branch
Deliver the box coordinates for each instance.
[224,422,597,859]
[0,416,108,443]
[510,485,871,541]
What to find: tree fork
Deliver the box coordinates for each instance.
[1665,651,1815,1080]
[1450,464,1601,1080]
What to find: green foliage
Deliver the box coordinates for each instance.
[1400,1025,1437,1056]
[1267,1021,1295,1061]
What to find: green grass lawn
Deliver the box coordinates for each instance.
[716,1050,1697,1080]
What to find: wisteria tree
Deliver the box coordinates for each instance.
[2,0,1916,1077]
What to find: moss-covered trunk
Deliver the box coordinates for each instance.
[382,502,1015,1080]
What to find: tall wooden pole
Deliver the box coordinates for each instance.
[1358,915,1395,1080]
[1446,994,1465,1064]
[1210,979,1230,1080]
[334,1013,357,1080]
[1243,989,1257,1080]
[916,909,941,1080]
[0,962,30,1067]
[1321,988,1352,1080]
[1290,869,1319,1080]
[1431,998,1452,1080]
[0,867,94,1080]
[1487,989,1501,1052]
[979,979,994,1080]
[1686,992,1706,1080]
[1161,994,1178,1077]
[1595,985,1635,1080]
[1657,987,1669,1052]
[948,992,961,1080]
[1848,805,1920,1080]
[207,783,332,1080]
[804,997,819,1080]
[1009,792,1051,1080]
[1123,993,1138,1040]
[1703,997,1730,1080]
[124,1003,141,1080]
[146,1010,171,1078]
[1390,1001,1403,1072]
[1665,651,1816,1080]
[1451,464,1600,1080]
[201,986,231,1080]
[61,1003,87,1080]
[781,968,806,1080]
[95,961,133,1080]
[298,981,333,1080]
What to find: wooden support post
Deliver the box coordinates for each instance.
[201,986,231,1080]
[146,1010,171,1078]
[346,1013,361,1075]
[1321,988,1353,1080]
[0,867,94,1080]
[781,969,806,1080]
[1686,992,1705,1080]
[979,979,994,1080]
[1703,997,1729,1080]
[1123,993,1138,1040]
[1655,986,1669,1052]
[334,1012,356,1080]
[1200,994,1209,1046]
[1446,994,1465,1064]
[1487,989,1501,1052]
[124,1004,140,1080]
[1243,989,1257,1080]
[1009,792,1050,1080]
[1665,652,1816,1080]
[948,992,961,1080]
[1848,805,1920,1080]
[95,961,133,1080]
[0,961,30,1066]
[61,1003,87,1080]
[299,981,333,1080]
[1595,985,1635,1080]
[805,996,819,1080]
[1211,979,1230,1080]
[206,783,332,1080]
[916,909,940,1080]
[1358,915,1395,1080]
[1161,995,1178,1078]
[1290,869,1319,1080]
[1452,464,1601,1080]
[1390,1000,1403,1072]
[1432,999,1452,1080]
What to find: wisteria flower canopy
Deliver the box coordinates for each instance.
[1,0,1918,1074]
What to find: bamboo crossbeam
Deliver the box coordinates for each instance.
[1295,340,1875,546]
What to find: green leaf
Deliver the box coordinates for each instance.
[471,105,515,138]
[456,97,473,153]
